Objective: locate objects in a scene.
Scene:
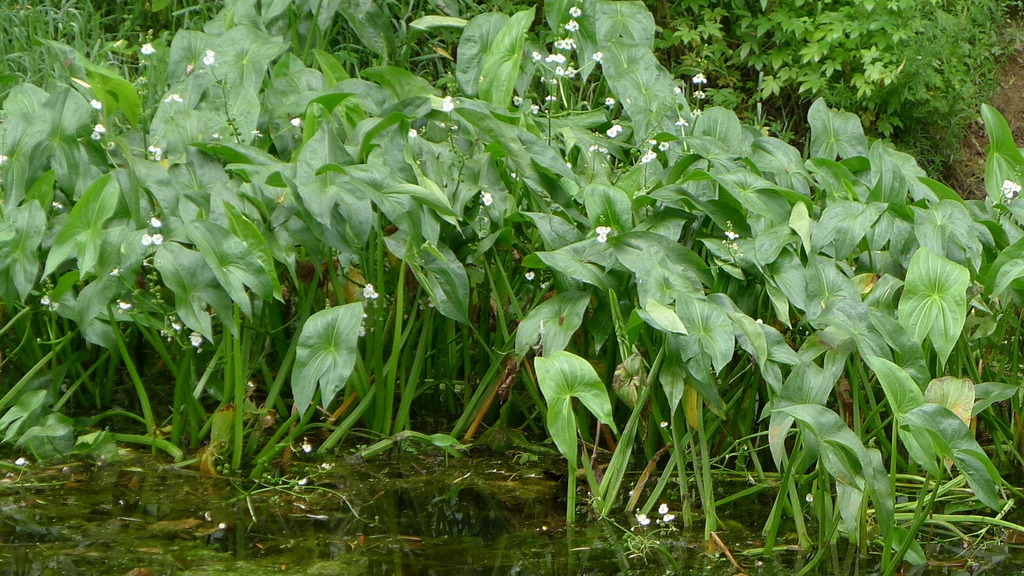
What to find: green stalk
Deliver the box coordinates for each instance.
[394,309,431,432]
[110,319,154,440]
[231,306,245,473]
[882,475,939,576]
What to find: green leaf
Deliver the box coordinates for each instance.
[808,98,868,160]
[638,298,688,335]
[456,13,509,97]
[478,7,533,107]
[0,200,45,301]
[410,240,470,325]
[864,356,924,421]
[187,220,274,317]
[535,351,617,468]
[292,303,364,414]
[409,15,468,31]
[515,291,590,357]
[925,377,974,426]
[583,182,632,231]
[44,174,120,277]
[154,242,232,342]
[898,247,968,368]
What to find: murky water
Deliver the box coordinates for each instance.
[0,450,1022,575]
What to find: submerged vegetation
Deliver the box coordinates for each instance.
[2,0,1024,572]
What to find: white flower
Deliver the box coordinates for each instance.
[530,105,540,115]
[659,421,669,428]
[555,66,567,77]
[595,225,612,243]
[592,51,603,63]
[658,141,670,151]
[441,96,455,113]
[569,5,582,18]
[564,19,580,32]
[755,318,764,324]
[564,66,577,78]
[301,438,313,453]
[545,94,557,102]
[662,513,675,523]
[481,190,493,206]
[147,145,163,161]
[554,37,576,51]
[0,154,7,165]
[40,295,52,307]
[171,320,183,332]
[251,129,262,137]
[91,124,106,140]
[513,96,523,107]
[290,117,302,128]
[693,90,706,100]
[544,53,566,64]
[362,283,379,300]
[163,93,184,104]
[692,73,707,85]
[658,503,669,515]
[525,271,535,281]
[149,217,162,228]
[532,51,542,61]
[297,477,309,486]
[640,149,657,164]
[202,50,216,67]
[14,457,26,467]
[211,132,221,140]
[603,97,615,109]
[408,128,418,138]
[724,230,740,241]
[189,332,204,348]
[805,493,814,503]
[673,86,683,95]
[606,124,623,138]
[141,233,164,246]
[51,201,63,210]
[90,99,103,110]
[109,267,121,277]
[118,300,133,311]
[140,43,156,56]
[1003,179,1021,200]
[635,513,650,526]
[675,117,689,127]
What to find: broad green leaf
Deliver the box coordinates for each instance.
[638,298,688,335]
[44,41,141,125]
[693,107,748,156]
[813,200,885,259]
[478,8,533,107]
[903,403,1003,510]
[223,203,282,301]
[780,404,864,487]
[213,26,288,93]
[0,200,45,301]
[973,382,1019,416]
[515,291,590,357]
[912,200,980,268]
[536,351,617,468]
[44,174,120,277]
[410,240,470,325]
[455,13,509,97]
[17,413,74,460]
[154,242,232,342]
[808,98,868,160]
[898,247,968,368]
[409,15,468,31]
[583,182,632,231]
[187,220,274,317]
[337,0,390,56]
[864,356,924,420]
[676,295,733,374]
[292,303,363,414]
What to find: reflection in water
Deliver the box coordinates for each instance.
[0,454,1022,575]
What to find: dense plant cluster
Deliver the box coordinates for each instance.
[2,0,1024,570]
[658,0,1011,170]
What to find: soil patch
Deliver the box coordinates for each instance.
[950,44,1024,199]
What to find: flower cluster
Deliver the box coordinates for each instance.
[595,225,612,243]
[634,503,675,528]
[1002,179,1021,201]
[142,215,164,247]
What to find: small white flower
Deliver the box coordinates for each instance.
[141,233,164,246]
[595,225,612,243]
[1003,179,1021,200]
[554,37,577,51]
[555,66,567,77]
[564,66,577,78]
[301,438,313,453]
[530,105,540,115]
[147,144,163,161]
[606,124,623,138]
[658,141,670,151]
[635,513,650,526]
[592,51,603,63]
[51,201,63,210]
[251,129,262,137]
[532,51,542,61]
[724,230,740,241]
[0,154,7,165]
[408,128,418,138]
[289,117,303,128]
[569,5,582,18]
[673,86,683,95]
[544,53,566,64]
[40,295,52,307]
[525,271,535,281]
[149,217,162,228]
[109,267,121,277]
[163,93,184,104]
[481,190,493,206]
[202,49,216,67]
[692,73,707,85]
[658,503,669,515]
[659,421,669,428]
[662,513,675,523]
[755,318,764,324]
[693,90,706,100]
[805,493,814,503]
[91,124,106,140]
[545,94,557,102]
[362,283,379,300]
[692,109,702,118]
[140,43,156,56]
[441,96,455,113]
[14,457,27,467]
[90,99,103,110]
[171,320,183,332]
[675,117,689,127]
[117,300,132,311]
[189,332,204,348]
[603,97,615,109]
[211,132,221,140]
[640,149,657,164]
[513,96,523,107]
[297,477,309,486]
